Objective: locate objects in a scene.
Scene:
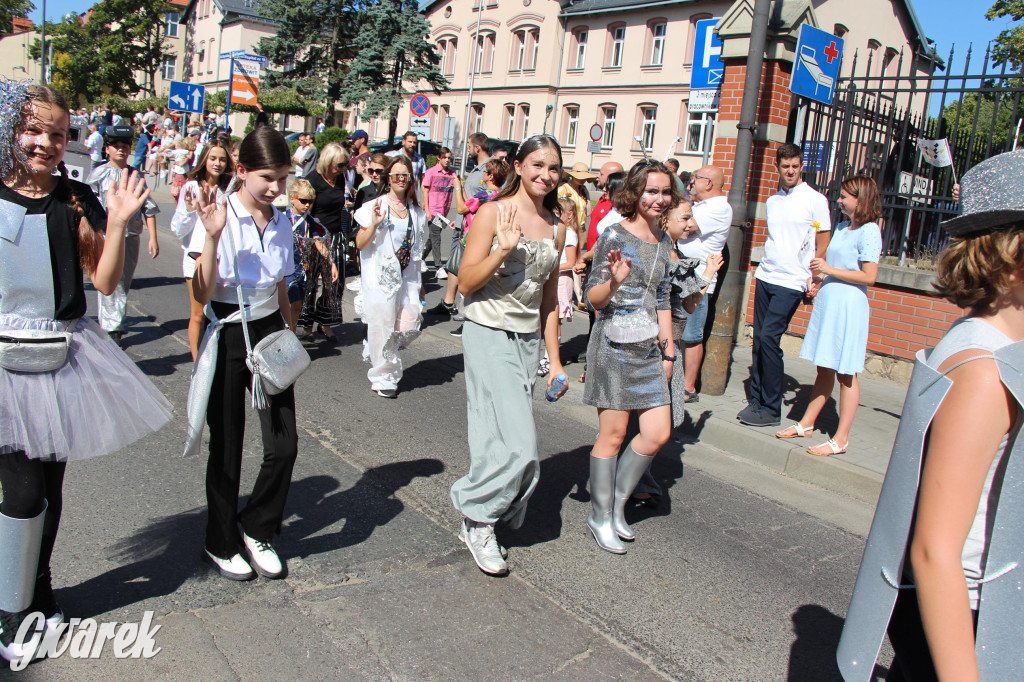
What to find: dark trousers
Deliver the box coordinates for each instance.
[205,304,298,559]
[748,279,803,419]
[421,219,444,268]
[886,586,979,681]
[0,452,67,591]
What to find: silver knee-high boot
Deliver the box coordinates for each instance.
[0,502,47,612]
[586,456,626,554]
[613,444,656,541]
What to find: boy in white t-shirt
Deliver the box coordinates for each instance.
[739,143,831,427]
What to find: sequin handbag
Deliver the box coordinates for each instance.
[0,327,72,373]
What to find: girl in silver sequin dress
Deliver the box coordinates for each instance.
[582,161,680,554]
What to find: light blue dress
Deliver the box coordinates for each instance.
[799,221,882,375]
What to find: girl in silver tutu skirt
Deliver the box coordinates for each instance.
[0,83,172,665]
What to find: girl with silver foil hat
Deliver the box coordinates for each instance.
[0,82,172,664]
[837,150,1024,681]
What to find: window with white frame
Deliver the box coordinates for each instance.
[207,39,215,73]
[513,30,527,70]
[609,25,625,67]
[505,104,515,139]
[529,29,539,69]
[573,29,587,69]
[438,37,457,76]
[649,22,666,66]
[473,104,484,133]
[520,104,530,139]
[162,56,176,81]
[565,106,579,146]
[602,106,616,148]
[476,32,495,72]
[640,106,657,151]
[685,110,716,154]
[165,12,179,37]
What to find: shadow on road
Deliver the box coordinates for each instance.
[282,458,445,559]
[59,459,443,618]
[401,353,464,391]
[787,603,848,681]
[131,275,183,290]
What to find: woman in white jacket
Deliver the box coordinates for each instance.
[352,156,426,398]
[169,140,234,359]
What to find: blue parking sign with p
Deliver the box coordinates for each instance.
[168,81,205,115]
[691,18,724,89]
[789,24,844,105]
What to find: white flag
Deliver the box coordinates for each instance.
[915,138,953,168]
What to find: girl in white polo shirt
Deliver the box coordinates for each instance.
[185,127,297,582]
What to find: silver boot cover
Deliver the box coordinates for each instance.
[0,500,46,612]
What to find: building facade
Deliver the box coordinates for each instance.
[387,0,938,172]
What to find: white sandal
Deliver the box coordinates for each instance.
[807,438,848,456]
[775,423,812,439]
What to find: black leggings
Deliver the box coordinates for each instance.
[0,451,67,582]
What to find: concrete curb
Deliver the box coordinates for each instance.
[679,410,883,505]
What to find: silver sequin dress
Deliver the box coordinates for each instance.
[583,222,672,410]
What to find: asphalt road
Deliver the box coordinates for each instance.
[6,191,891,681]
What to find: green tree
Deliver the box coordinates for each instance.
[256,0,358,126]
[987,0,1024,70]
[340,0,448,144]
[41,0,171,101]
[942,89,1019,160]
[0,0,33,39]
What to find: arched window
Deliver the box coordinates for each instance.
[561,105,579,147]
[605,23,625,68]
[570,27,588,70]
[645,19,667,67]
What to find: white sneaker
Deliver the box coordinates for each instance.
[458,519,508,575]
[436,268,448,280]
[420,261,428,272]
[203,549,255,581]
[242,532,285,578]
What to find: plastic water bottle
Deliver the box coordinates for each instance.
[545,373,568,403]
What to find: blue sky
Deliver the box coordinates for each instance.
[29,0,1012,71]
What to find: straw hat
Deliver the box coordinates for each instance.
[566,162,597,180]
[941,150,1024,236]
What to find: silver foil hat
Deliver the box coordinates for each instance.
[0,78,32,180]
[941,150,1024,236]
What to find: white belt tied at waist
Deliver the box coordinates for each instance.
[182,285,279,457]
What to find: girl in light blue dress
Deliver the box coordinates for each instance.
[775,175,882,456]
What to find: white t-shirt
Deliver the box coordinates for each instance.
[171,149,191,175]
[86,131,104,162]
[559,224,579,266]
[186,193,294,292]
[755,181,831,292]
[679,194,732,294]
[594,208,624,241]
[293,145,317,178]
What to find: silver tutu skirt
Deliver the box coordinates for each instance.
[582,317,669,411]
[1,315,173,461]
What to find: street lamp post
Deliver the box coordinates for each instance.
[459,1,484,177]
[39,0,46,84]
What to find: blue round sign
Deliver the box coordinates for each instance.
[410,94,431,117]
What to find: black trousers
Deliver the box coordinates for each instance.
[0,451,66,592]
[886,586,978,682]
[748,279,804,419]
[205,304,298,559]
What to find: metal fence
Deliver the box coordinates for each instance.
[798,43,1023,264]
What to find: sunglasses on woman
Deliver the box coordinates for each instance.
[368,168,384,175]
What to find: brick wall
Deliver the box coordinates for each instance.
[715,55,964,370]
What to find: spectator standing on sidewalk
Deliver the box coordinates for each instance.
[776,175,882,456]
[450,135,567,575]
[345,129,369,192]
[677,165,732,403]
[87,125,161,347]
[738,143,830,427]
[291,133,318,179]
[85,123,103,164]
[315,118,326,135]
[838,150,1024,682]
[421,147,456,279]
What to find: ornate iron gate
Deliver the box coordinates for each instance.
[798,43,1023,264]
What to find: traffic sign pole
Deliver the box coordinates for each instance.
[226,55,234,122]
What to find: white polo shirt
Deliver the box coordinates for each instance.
[755,181,831,292]
[187,193,294,293]
[678,194,732,294]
